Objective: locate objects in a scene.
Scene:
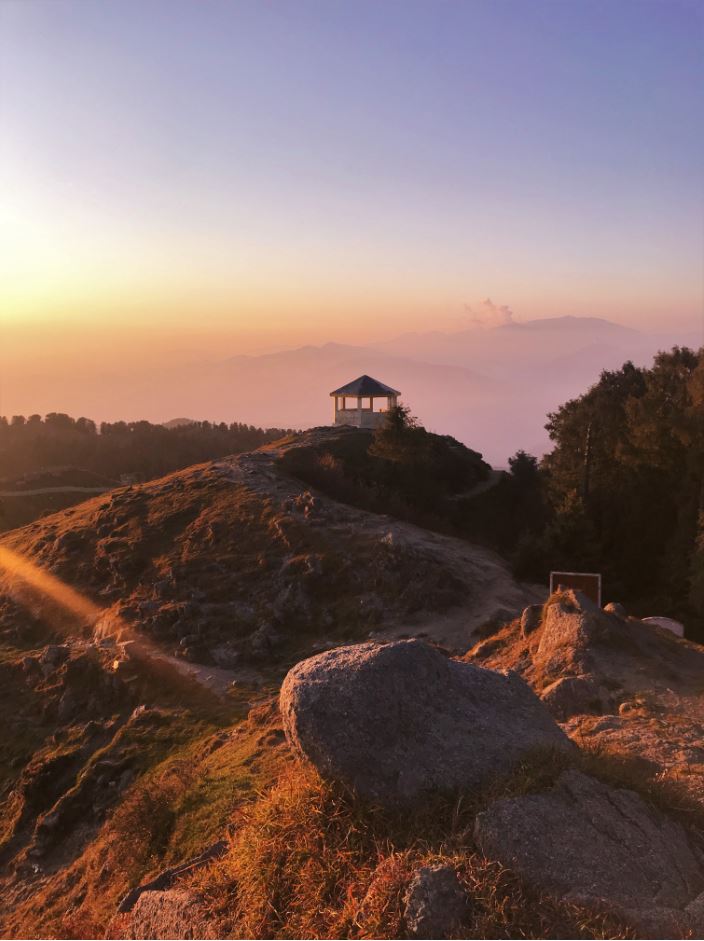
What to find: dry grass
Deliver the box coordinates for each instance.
[190,761,625,939]
[577,741,704,837]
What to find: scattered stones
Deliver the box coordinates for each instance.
[403,864,471,939]
[280,639,572,807]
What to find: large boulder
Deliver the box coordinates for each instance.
[279,639,572,807]
[474,769,704,921]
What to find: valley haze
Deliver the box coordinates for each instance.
[2,314,699,465]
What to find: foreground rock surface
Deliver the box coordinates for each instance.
[475,769,704,922]
[280,639,571,806]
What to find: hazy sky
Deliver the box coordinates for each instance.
[1,0,703,358]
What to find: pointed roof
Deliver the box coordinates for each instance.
[330,375,401,397]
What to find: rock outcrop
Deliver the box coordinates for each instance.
[280,639,572,807]
[475,769,704,935]
[470,589,704,806]
[535,589,613,681]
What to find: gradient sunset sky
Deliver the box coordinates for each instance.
[1,0,702,360]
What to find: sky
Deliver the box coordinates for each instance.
[1,0,703,371]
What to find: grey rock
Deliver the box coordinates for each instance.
[21,655,40,675]
[57,689,77,721]
[520,604,543,637]
[616,905,692,939]
[280,640,572,807]
[685,889,704,922]
[540,673,612,721]
[39,644,70,676]
[537,589,620,680]
[491,606,518,627]
[250,622,283,659]
[474,769,704,912]
[118,889,222,940]
[210,643,241,669]
[403,864,471,939]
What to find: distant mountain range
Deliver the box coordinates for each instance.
[6,316,701,466]
[193,316,697,464]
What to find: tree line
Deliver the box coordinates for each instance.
[511,346,704,632]
[0,414,293,483]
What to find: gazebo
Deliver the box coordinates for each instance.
[330,375,401,428]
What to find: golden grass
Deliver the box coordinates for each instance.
[190,761,626,939]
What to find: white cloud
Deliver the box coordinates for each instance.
[463,298,515,328]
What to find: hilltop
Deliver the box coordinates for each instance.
[0,426,538,669]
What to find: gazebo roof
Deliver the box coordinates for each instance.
[330,375,401,397]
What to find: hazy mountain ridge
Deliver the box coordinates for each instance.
[2,316,699,465]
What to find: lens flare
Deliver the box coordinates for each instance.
[0,544,100,627]
[0,544,232,697]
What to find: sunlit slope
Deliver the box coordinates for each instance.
[0,427,541,668]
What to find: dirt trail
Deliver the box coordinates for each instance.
[92,613,256,699]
